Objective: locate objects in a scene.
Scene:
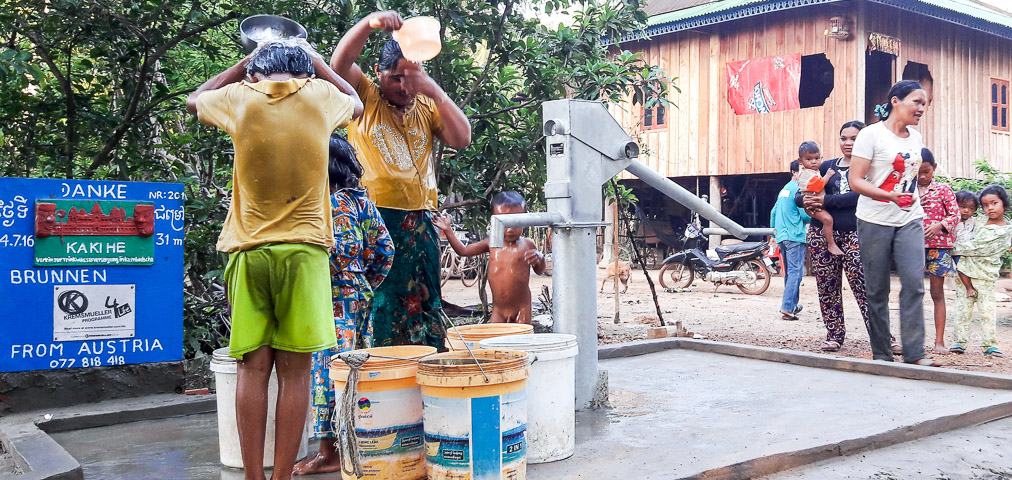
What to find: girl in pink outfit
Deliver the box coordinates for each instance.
[917,148,959,354]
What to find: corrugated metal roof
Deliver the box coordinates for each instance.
[643,0,718,16]
[883,0,1012,28]
[645,0,775,26]
[622,0,1012,43]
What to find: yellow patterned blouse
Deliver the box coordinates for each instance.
[347,76,444,211]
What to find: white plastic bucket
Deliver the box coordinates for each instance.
[444,323,533,351]
[209,347,308,469]
[479,334,578,463]
[415,350,530,479]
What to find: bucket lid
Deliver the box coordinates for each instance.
[446,323,533,340]
[211,347,235,363]
[478,333,578,354]
[416,349,530,387]
[329,345,436,373]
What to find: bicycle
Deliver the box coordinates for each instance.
[439,234,486,288]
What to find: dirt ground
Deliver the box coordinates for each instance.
[440,266,1012,375]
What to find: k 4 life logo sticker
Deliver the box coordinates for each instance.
[53,284,136,341]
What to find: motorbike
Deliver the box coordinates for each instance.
[657,218,773,295]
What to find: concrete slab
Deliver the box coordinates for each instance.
[23,346,1012,480]
[528,349,1012,479]
[0,418,81,480]
[765,416,1012,479]
[0,393,214,480]
[50,413,221,479]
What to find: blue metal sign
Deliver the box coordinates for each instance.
[0,178,184,372]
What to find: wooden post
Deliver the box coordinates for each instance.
[613,200,621,324]
[599,198,615,267]
[708,175,721,250]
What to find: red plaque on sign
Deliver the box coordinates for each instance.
[35,202,155,238]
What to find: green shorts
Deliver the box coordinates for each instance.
[224,243,337,359]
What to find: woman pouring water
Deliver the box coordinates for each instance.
[329,11,471,351]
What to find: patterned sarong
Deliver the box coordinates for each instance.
[371,208,444,349]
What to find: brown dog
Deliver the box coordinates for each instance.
[601,260,632,293]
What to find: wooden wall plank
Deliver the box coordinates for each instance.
[709,29,721,176]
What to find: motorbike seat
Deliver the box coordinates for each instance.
[715,242,765,255]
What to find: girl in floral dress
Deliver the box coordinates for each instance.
[916,149,959,354]
[294,135,395,475]
[950,185,1012,358]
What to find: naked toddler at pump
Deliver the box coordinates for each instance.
[433,191,546,324]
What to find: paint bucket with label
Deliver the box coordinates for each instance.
[444,323,533,351]
[415,349,530,480]
[209,347,308,469]
[479,334,578,463]
[330,345,436,480]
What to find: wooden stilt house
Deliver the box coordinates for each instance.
[611,0,1012,243]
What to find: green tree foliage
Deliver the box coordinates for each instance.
[1,0,670,357]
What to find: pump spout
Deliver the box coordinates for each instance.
[489,212,565,248]
[624,160,774,240]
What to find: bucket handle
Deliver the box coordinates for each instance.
[439,309,490,383]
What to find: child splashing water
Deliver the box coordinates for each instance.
[950,185,1012,358]
[433,191,546,324]
[796,141,843,255]
[917,148,960,355]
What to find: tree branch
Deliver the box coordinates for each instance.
[460,0,515,109]
[612,179,666,326]
[469,97,539,120]
[439,198,485,211]
[86,11,240,176]
[16,19,77,174]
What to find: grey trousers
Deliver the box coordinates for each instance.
[857,218,926,362]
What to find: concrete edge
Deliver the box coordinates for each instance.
[0,419,82,480]
[0,426,31,474]
[599,338,1012,390]
[0,394,215,480]
[681,400,1012,479]
[37,395,217,434]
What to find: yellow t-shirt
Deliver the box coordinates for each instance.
[196,78,356,252]
[347,76,444,211]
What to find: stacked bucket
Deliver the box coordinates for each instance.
[331,324,578,480]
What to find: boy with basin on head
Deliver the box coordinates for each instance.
[185,40,362,480]
[433,191,546,324]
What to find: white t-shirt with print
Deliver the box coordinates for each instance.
[852,121,925,227]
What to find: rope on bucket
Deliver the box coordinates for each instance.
[439,309,490,383]
[333,350,370,478]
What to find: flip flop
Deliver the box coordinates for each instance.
[793,305,803,314]
[890,342,903,356]
[949,343,965,354]
[779,311,799,321]
[821,340,841,352]
[905,358,941,367]
[985,347,1004,358]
